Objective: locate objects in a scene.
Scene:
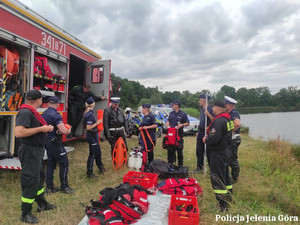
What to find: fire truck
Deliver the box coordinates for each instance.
[0,0,111,170]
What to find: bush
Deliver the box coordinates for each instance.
[181,107,200,118]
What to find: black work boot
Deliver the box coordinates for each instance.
[87,171,98,178]
[99,166,106,174]
[219,200,229,212]
[20,212,39,224]
[60,186,75,194]
[37,203,56,213]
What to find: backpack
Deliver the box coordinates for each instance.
[162,128,183,149]
[149,159,188,179]
[157,178,203,196]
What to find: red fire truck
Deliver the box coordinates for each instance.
[0,0,111,169]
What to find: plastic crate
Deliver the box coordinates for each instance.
[168,195,200,225]
[123,171,158,189]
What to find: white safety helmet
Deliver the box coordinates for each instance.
[125,107,132,113]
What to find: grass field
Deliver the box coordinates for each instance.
[0,135,300,225]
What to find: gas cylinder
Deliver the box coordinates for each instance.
[135,152,143,171]
[128,151,136,170]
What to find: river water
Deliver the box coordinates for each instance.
[240,111,300,145]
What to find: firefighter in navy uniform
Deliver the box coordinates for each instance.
[224,96,241,183]
[195,94,214,172]
[15,90,56,224]
[42,96,74,194]
[68,84,106,138]
[84,97,105,178]
[103,97,129,155]
[203,100,233,212]
[165,100,189,167]
[139,104,158,165]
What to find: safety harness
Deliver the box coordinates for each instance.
[19,104,47,125]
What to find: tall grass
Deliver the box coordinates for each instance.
[0,135,300,224]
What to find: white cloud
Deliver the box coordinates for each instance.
[18,0,300,93]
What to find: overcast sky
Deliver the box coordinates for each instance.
[19,0,300,94]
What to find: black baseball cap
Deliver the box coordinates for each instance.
[212,100,226,108]
[172,100,182,107]
[26,90,45,100]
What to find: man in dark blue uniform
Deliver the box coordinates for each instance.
[42,96,74,194]
[139,104,158,165]
[195,94,214,172]
[68,84,106,138]
[165,100,189,167]
[15,90,56,224]
[203,100,233,212]
[225,96,241,183]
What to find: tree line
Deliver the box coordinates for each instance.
[111,73,300,113]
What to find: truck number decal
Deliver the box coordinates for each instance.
[41,32,66,55]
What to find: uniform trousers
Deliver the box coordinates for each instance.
[46,139,69,189]
[19,144,47,216]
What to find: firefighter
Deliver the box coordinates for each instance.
[15,90,56,224]
[203,100,233,212]
[139,104,158,165]
[165,100,189,167]
[195,94,214,172]
[224,96,241,183]
[67,84,106,138]
[103,97,129,155]
[42,96,74,194]
[84,97,105,178]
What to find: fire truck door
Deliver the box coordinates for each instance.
[85,60,110,111]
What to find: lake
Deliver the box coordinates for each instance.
[240,111,300,145]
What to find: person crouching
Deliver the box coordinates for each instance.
[83,97,105,178]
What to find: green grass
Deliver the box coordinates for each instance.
[1,135,300,224]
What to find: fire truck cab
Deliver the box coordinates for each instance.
[0,0,111,169]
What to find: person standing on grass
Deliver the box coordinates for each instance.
[103,97,129,155]
[165,100,189,167]
[195,94,214,172]
[15,90,56,224]
[42,96,74,194]
[83,97,105,178]
[224,96,241,184]
[203,100,233,212]
[139,104,158,167]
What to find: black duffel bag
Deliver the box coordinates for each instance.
[149,159,188,179]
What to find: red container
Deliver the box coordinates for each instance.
[168,195,200,225]
[41,103,48,108]
[57,103,64,111]
[53,83,65,92]
[123,171,158,189]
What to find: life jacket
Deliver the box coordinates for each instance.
[34,56,53,78]
[98,183,150,224]
[86,201,124,225]
[206,112,231,134]
[162,127,183,149]
[0,46,20,76]
[157,178,203,196]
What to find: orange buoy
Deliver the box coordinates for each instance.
[112,137,127,170]
[97,110,104,131]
